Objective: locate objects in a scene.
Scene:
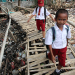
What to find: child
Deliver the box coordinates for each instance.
[27,0,54,44]
[45,9,71,75]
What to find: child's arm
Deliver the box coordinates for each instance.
[27,14,34,22]
[45,29,55,63]
[27,8,36,23]
[46,9,55,21]
[49,14,55,21]
[48,45,55,63]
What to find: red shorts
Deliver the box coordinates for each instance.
[36,20,45,31]
[48,47,67,67]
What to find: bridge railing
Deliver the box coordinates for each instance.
[0,6,11,68]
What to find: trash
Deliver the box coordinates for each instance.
[21,60,25,66]
[11,62,15,70]
[12,69,19,75]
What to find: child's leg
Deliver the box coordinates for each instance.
[53,65,62,75]
[57,64,62,70]
[54,46,67,74]
[48,48,63,75]
[42,31,45,38]
[40,20,45,38]
[58,46,67,67]
[36,20,40,30]
[55,64,62,73]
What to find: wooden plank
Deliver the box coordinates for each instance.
[30,67,55,72]
[28,53,46,59]
[29,49,46,52]
[61,70,75,75]
[46,70,54,75]
[27,39,30,75]
[28,34,43,41]
[29,59,48,67]
[33,69,54,75]
[30,66,75,72]
[30,62,58,69]
[69,44,75,57]
[29,59,75,70]
[0,13,6,15]
[31,43,43,46]
[28,53,46,62]
[62,67,75,70]
[34,41,41,73]
[28,32,42,38]
[29,47,46,49]
[18,65,27,71]
[27,30,38,35]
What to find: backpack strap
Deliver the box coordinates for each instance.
[44,7,46,23]
[36,7,38,13]
[65,25,69,35]
[35,7,38,21]
[51,27,56,42]
[51,25,69,42]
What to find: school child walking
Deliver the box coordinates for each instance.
[45,9,71,75]
[27,0,54,44]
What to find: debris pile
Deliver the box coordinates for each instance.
[14,6,31,14]
[0,15,9,52]
[0,14,27,75]
[68,8,75,23]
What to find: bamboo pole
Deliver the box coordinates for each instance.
[0,16,11,68]
[27,38,30,75]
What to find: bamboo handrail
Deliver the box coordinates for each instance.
[0,6,11,68]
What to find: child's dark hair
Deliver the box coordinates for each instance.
[55,9,68,19]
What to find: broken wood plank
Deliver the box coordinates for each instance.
[61,70,75,75]
[31,43,43,46]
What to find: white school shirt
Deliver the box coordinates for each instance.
[32,7,50,20]
[45,23,71,49]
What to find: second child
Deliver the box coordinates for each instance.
[27,0,54,45]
